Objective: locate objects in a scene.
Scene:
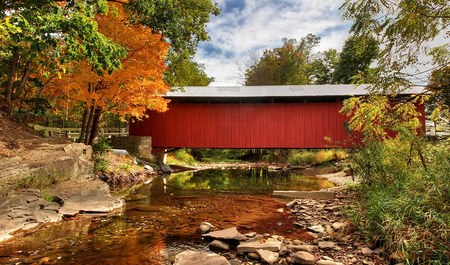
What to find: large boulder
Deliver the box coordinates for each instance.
[293,251,316,264]
[199,222,214,234]
[174,251,230,265]
[237,237,283,253]
[203,227,247,241]
[318,241,337,250]
[256,249,279,264]
[209,240,231,251]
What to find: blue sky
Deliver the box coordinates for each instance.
[195,0,352,86]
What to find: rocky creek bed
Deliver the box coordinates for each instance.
[173,188,389,265]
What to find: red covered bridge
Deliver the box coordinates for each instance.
[129,85,424,150]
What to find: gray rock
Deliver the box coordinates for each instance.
[247,252,260,260]
[287,244,313,253]
[58,196,124,216]
[324,205,341,211]
[228,259,243,265]
[275,208,284,213]
[256,249,279,264]
[292,251,316,265]
[237,238,283,253]
[244,232,257,238]
[307,224,324,233]
[316,260,344,265]
[361,247,373,256]
[43,200,60,210]
[279,246,290,256]
[174,250,230,265]
[273,191,335,200]
[39,210,62,222]
[200,222,214,234]
[203,227,247,241]
[209,240,230,251]
[286,199,300,208]
[143,165,154,172]
[160,165,173,174]
[331,222,346,230]
[318,241,337,250]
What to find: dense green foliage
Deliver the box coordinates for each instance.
[333,35,379,84]
[0,0,125,103]
[309,49,340,84]
[165,57,214,87]
[348,139,450,263]
[245,35,320,85]
[287,149,347,166]
[340,2,449,261]
[340,0,449,92]
[127,0,220,59]
[166,149,198,165]
[244,34,379,85]
[92,136,111,173]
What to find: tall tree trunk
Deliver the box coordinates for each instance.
[5,48,19,103]
[84,105,95,145]
[78,105,89,143]
[88,107,103,145]
[12,60,31,100]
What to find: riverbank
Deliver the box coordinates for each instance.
[174,188,387,265]
[0,112,128,242]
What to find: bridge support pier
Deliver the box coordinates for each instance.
[109,136,153,161]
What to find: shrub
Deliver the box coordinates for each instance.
[349,138,450,263]
[167,149,198,165]
[287,149,347,166]
[92,136,111,173]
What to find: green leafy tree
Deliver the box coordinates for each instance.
[333,35,379,84]
[245,34,320,85]
[126,0,220,61]
[0,0,126,105]
[165,57,214,87]
[340,0,449,91]
[426,66,450,129]
[309,49,340,84]
[339,2,450,262]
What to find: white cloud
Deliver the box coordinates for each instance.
[195,0,351,86]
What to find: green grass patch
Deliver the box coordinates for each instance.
[15,174,64,190]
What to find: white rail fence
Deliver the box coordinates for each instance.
[33,125,128,141]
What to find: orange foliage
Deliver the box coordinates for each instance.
[46,3,170,119]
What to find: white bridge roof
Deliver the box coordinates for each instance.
[166,84,424,98]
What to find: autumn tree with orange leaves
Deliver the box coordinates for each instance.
[47,4,170,144]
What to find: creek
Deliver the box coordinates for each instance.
[0,167,335,265]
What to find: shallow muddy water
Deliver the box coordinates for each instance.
[0,168,334,265]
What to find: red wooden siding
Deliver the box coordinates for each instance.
[129,102,354,149]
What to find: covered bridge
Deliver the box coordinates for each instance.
[129,85,424,150]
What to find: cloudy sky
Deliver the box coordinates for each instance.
[194,0,352,86]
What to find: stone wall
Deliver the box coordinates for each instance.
[109,136,152,160]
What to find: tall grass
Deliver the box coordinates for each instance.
[287,149,348,166]
[349,138,450,263]
[166,149,198,165]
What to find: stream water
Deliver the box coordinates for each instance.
[0,167,335,265]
